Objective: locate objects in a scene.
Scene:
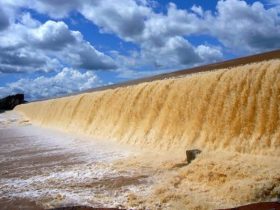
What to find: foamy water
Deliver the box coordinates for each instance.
[16,59,280,156]
[1,111,280,210]
[3,59,280,209]
[0,112,153,209]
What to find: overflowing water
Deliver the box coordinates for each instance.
[17,60,280,155]
[3,59,280,209]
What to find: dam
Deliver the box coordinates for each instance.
[1,50,280,209]
[16,55,280,156]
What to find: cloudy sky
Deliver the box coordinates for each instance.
[0,0,279,100]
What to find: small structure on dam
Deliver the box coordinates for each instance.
[0,94,26,110]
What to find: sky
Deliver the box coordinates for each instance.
[0,0,279,100]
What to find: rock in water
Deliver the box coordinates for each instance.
[0,94,26,110]
[186,149,201,164]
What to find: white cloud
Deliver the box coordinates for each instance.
[80,1,215,68]
[2,0,280,55]
[29,20,77,50]
[2,0,221,69]
[195,45,223,63]
[1,0,81,19]
[191,5,204,17]
[20,12,40,28]
[80,0,222,69]
[1,0,280,100]
[31,0,82,19]
[208,0,280,53]
[80,0,151,42]
[79,0,280,61]
[0,13,117,73]
[0,68,103,100]
[142,36,201,67]
[77,1,224,69]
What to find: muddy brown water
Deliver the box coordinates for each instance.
[0,112,152,209]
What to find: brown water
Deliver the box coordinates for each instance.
[4,59,280,209]
[0,112,154,209]
[16,59,280,156]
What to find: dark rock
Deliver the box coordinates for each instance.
[185,149,201,164]
[0,94,27,110]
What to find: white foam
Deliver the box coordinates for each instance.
[0,112,152,208]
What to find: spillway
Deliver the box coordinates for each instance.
[16,59,280,156]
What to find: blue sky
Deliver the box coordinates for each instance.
[0,0,279,100]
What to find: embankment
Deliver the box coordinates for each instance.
[16,59,280,156]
